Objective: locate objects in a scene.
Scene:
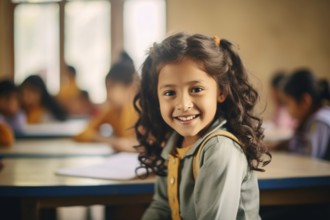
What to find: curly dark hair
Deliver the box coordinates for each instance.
[134,33,271,177]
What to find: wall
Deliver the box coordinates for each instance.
[0,0,14,79]
[167,0,330,119]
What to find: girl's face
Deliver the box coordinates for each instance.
[106,79,133,108]
[282,93,311,123]
[0,93,20,117]
[21,86,42,109]
[158,58,224,146]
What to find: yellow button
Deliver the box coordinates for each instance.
[170,177,175,184]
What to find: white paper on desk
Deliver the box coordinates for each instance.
[56,152,144,180]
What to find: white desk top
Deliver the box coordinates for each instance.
[18,118,88,138]
[0,139,113,158]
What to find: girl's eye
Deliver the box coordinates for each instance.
[191,87,204,93]
[163,90,176,96]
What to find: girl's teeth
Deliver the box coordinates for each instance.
[178,115,196,121]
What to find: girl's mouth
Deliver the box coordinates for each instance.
[175,114,199,122]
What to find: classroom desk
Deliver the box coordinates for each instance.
[1,152,330,220]
[15,118,87,139]
[0,139,113,158]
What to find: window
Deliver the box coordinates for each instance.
[14,3,60,94]
[65,0,111,102]
[13,0,166,103]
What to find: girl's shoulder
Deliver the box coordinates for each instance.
[198,131,249,177]
[201,132,245,156]
[310,107,330,128]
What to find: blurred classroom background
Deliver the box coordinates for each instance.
[1,0,330,119]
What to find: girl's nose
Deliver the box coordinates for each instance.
[176,95,193,111]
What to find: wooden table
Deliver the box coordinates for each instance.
[1,151,330,219]
[257,152,330,205]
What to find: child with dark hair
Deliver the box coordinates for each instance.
[134,33,270,219]
[20,75,68,123]
[270,71,295,129]
[56,65,89,116]
[0,79,25,146]
[0,80,26,133]
[282,69,330,161]
[74,51,139,152]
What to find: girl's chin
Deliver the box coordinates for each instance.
[176,130,200,138]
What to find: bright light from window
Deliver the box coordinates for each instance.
[14,3,60,94]
[65,1,111,103]
[124,0,166,71]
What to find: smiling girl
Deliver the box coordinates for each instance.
[134,33,270,220]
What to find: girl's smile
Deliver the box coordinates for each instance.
[174,114,199,123]
[158,58,224,146]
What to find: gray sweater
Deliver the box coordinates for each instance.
[142,119,260,220]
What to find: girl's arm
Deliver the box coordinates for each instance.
[142,175,171,220]
[194,137,259,219]
[308,121,330,160]
[74,106,111,142]
[0,123,14,147]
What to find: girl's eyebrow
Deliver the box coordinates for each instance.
[188,80,204,85]
[159,80,204,89]
[159,84,176,89]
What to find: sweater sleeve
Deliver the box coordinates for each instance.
[0,122,14,147]
[194,137,248,220]
[142,175,171,220]
[308,121,330,159]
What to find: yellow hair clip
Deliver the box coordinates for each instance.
[213,36,221,46]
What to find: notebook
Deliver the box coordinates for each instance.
[56,152,145,180]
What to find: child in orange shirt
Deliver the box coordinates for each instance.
[0,122,14,147]
[20,75,67,123]
[74,52,139,152]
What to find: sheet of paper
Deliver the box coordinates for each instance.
[21,119,87,137]
[56,152,145,180]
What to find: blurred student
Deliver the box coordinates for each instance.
[270,71,295,129]
[0,80,26,133]
[57,65,91,116]
[282,69,330,161]
[74,52,139,152]
[0,122,14,147]
[67,90,98,117]
[20,75,68,123]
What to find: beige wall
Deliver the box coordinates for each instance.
[167,0,330,119]
[0,0,14,79]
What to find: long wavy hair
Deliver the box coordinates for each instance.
[20,75,67,121]
[134,33,271,176]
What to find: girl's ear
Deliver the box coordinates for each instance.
[218,92,227,103]
[302,93,312,109]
